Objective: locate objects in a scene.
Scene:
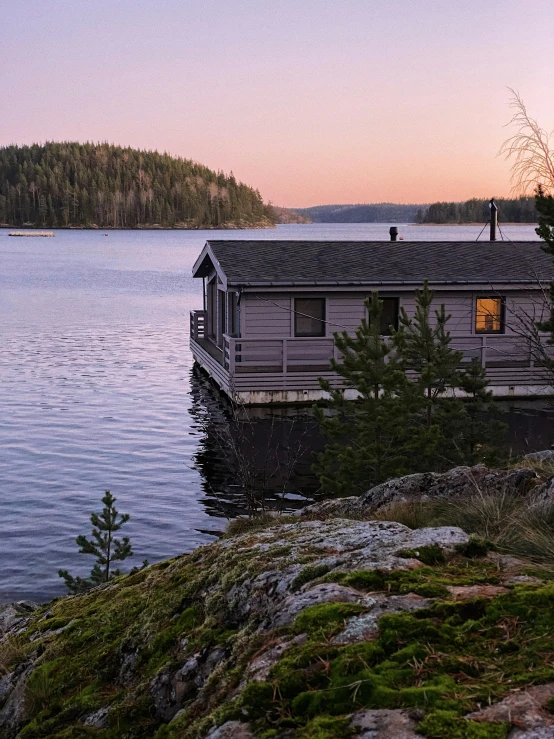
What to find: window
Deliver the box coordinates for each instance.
[367,296,399,335]
[379,297,399,336]
[294,298,326,337]
[475,297,504,334]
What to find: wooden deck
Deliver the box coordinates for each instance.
[189,310,554,403]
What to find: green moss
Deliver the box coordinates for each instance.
[455,536,495,559]
[297,715,354,738]
[240,681,276,720]
[397,544,446,565]
[293,603,368,638]
[148,605,201,657]
[327,560,501,597]
[335,570,388,591]
[6,516,554,739]
[417,710,509,738]
[291,564,333,592]
[34,617,73,633]
[402,582,450,598]
[237,582,554,735]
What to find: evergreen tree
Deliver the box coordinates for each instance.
[393,282,506,467]
[459,358,507,463]
[0,142,275,229]
[393,280,463,428]
[315,286,508,496]
[58,491,136,594]
[314,293,418,496]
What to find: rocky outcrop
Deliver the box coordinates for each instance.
[1,513,554,738]
[468,683,554,732]
[0,601,37,637]
[524,450,554,464]
[301,464,543,519]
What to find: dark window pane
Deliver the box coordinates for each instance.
[380,298,399,336]
[295,298,325,337]
[475,297,504,334]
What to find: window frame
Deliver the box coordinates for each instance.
[378,296,400,336]
[474,295,506,335]
[366,295,400,336]
[293,297,327,338]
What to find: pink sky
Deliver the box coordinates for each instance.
[1,0,553,207]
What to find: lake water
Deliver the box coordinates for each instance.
[0,222,549,601]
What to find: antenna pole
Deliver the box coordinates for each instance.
[489,198,498,241]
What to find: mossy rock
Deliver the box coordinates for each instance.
[2,515,554,738]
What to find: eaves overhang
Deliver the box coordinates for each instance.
[226,279,549,288]
[192,242,228,288]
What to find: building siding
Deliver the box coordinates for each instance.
[242,294,292,338]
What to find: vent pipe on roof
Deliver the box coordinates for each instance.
[389,226,398,242]
[489,198,498,241]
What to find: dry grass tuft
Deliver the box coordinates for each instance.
[372,487,554,567]
[512,456,554,478]
[224,513,298,539]
[0,637,30,676]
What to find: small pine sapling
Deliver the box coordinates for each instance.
[59,491,137,594]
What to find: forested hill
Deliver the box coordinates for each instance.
[0,143,275,229]
[416,197,537,224]
[293,202,426,223]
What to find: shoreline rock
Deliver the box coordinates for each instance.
[2,485,554,737]
[300,463,549,520]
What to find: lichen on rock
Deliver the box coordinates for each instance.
[1,511,554,738]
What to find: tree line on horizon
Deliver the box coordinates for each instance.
[0,142,274,229]
[294,202,424,223]
[416,197,537,224]
[293,198,537,224]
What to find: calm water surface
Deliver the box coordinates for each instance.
[0,223,548,600]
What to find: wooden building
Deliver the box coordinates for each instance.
[190,239,553,404]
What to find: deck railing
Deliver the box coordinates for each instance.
[219,333,539,374]
[190,310,206,341]
[188,311,546,377]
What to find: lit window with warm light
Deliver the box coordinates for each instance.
[475,297,504,334]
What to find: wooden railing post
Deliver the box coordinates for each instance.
[481,336,487,367]
[282,338,288,385]
[228,337,235,375]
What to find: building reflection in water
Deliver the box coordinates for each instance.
[188,366,324,521]
[188,366,554,523]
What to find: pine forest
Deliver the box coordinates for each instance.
[0,142,275,229]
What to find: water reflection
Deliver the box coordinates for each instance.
[189,367,554,521]
[499,399,554,454]
[189,367,322,519]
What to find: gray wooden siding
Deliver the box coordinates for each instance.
[242,294,293,338]
[327,293,366,332]
[241,289,547,341]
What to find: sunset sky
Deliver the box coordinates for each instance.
[2,0,553,207]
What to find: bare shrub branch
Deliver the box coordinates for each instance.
[499,89,554,195]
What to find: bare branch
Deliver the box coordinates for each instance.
[499,89,554,196]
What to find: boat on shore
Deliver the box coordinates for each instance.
[9,232,55,237]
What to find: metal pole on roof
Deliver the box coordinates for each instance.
[489,198,498,241]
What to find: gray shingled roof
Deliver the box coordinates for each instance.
[199,240,552,286]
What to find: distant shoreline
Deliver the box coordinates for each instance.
[0,223,276,231]
[415,221,538,227]
[0,222,538,230]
